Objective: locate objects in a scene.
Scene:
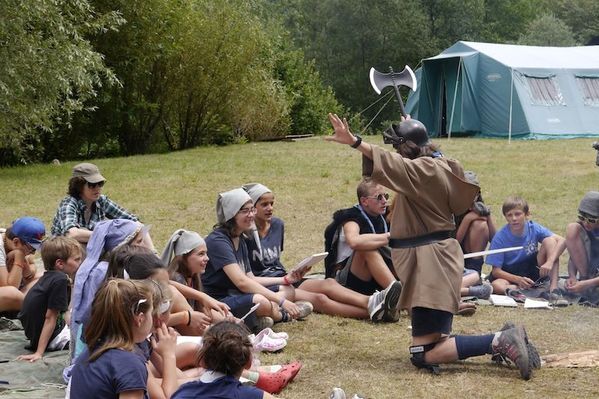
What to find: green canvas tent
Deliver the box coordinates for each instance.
[405,41,599,139]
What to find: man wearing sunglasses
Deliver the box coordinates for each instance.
[51,163,141,244]
[324,178,399,303]
[565,191,599,297]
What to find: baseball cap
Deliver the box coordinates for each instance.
[72,163,105,184]
[11,217,46,251]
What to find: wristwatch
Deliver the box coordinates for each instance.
[350,135,362,148]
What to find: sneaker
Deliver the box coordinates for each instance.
[368,281,402,323]
[295,301,314,319]
[383,303,401,323]
[330,388,347,399]
[255,316,274,332]
[492,326,531,380]
[468,282,493,300]
[505,288,527,303]
[493,322,541,370]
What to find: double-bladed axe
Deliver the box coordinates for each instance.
[369,65,417,118]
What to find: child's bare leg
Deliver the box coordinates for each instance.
[491,278,515,294]
[294,288,368,319]
[349,250,396,288]
[0,286,23,312]
[537,238,561,291]
[299,279,368,308]
[566,223,589,277]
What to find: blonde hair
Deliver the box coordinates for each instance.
[85,279,152,361]
[41,236,82,271]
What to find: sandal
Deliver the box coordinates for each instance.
[255,369,291,394]
[252,334,287,352]
[279,360,302,382]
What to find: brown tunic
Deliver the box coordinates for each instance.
[365,145,479,314]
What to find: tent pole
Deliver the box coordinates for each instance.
[509,68,514,143]
[448,59,461,141]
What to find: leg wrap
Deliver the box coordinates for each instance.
[409,343,441,375]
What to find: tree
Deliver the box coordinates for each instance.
[517,14,578,46]
[548,0,599,45]
[276,0,434,128]
[0,0,122,165]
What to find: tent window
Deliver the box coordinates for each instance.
[576,77,599,106]
[525,76,564,106]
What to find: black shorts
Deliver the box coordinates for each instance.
[411,307,453,337]
[344,269,382,296]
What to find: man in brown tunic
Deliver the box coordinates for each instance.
[327,113,535,380]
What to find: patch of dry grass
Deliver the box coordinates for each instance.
[1,136,599,398]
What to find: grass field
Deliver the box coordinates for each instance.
[1,135,599,398]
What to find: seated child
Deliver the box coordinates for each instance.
[17,236,82,362]
[487,196,565,296]
[70,279,156,398]
[565,191,599,295]
[172,320,276,399]
[0,217,46,313]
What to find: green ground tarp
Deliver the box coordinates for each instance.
[0,320,66,398]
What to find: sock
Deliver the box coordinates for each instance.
[246,371,259,383]
[454,334,495,360]
[280,309,290,322]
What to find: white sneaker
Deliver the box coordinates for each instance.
[368,281,402,323]
[330,387,346,399]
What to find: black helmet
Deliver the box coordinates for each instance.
[383,119,429,148]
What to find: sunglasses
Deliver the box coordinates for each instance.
[87,181,105,189]
[578,214,599,224]
[366,193,390,202]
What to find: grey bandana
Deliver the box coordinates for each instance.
[216,188,252,224]
[242,183,271,205]
[160,229,205,265]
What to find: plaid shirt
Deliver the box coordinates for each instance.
[51,195,139,236]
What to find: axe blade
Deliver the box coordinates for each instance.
[369,65,417,95]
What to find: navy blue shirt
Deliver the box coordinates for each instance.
[202,228,252,300]
[70,347,149,399]
[172,374,263,399]
[246,217,286,277]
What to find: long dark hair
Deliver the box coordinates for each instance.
[68,176,87,198]
[107,245,166,280]
[397,141,440,160]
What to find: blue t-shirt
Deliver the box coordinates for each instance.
[70,347,149,399]
[487,220,552,272]
[246,217,286,277]
[202,228,252,299]
[172,374,263,399]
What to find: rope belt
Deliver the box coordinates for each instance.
[389,230,452,248]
